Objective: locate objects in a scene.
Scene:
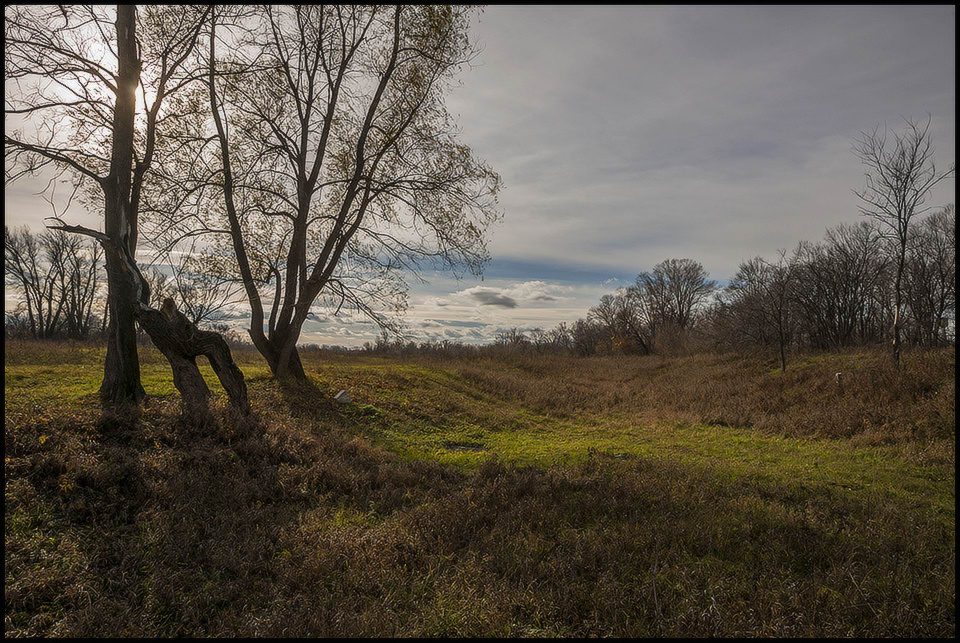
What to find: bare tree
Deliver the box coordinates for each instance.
[548,322,573,352]
[6,5,248,419]
[791,222,890,349]
[722,250,799,372]
[581,259,716,357]
[853,117,955,369]
[4,226,66,339]
[566,318,604,357]
[633,258,717,350]
[494,327,530,349]
[54,233,103,339]
[4,310,34,339]
[146,5,501,380]
[589,289,652,355]
[529,327,551,352]
[904,204,956,346]
[7,5,144,402]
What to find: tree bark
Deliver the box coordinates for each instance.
[100,241,146,406]
[100,5,144,407]
[892,261,904,372]
[138,301,250,421]
[262,329,307,380]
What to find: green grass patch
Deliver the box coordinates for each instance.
[4,341,955,637]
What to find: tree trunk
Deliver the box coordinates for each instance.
[138,301,250,422]
[99,5,144,408]
[100,245,146,406]
[892,253,905,372]
[263,331,306,380]
[779,337,787,373]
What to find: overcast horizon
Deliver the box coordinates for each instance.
[4,4,956,346]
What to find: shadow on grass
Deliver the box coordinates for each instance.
[4,389,956,637]
[274,374,340,421]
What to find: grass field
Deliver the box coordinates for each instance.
[4,340,955,636]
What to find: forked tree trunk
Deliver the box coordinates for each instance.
[138,301,250,422]
[270,343,307,380]
[254,331,306,381]
[270,328,307,380]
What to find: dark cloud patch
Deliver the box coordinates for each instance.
[467,288,518,308]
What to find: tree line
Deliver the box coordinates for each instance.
[576,205,955,372]
[4,226,103,340]
[6,201,955,373]
[370,204,955,371]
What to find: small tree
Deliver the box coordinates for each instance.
[723,250,799,372]
[853,117,955,369]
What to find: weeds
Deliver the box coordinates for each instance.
[4,342,955,636]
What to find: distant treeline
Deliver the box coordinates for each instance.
[7,206,955,366]
[368,205,956,367]
[4,225,243,344]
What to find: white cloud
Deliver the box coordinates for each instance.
[6,6,954,348]
[451,6,955,280]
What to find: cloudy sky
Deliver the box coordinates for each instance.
[5,5,956,345]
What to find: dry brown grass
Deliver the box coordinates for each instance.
[433,347,954,456]
[4,342,955,636]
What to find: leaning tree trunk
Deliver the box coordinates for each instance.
[48,222,251,423]
[121,266,250,422]
[138,300,250,422]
